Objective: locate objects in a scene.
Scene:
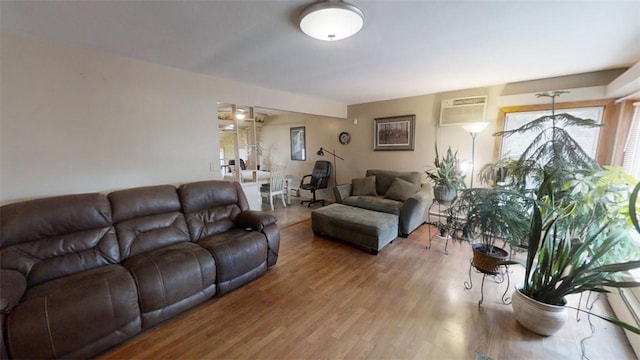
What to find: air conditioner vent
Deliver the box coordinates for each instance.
[439,96,488,127]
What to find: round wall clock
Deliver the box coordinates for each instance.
[339,131,351,145]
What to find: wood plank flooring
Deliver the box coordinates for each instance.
[99,203,636,359]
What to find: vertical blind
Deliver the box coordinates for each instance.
[623,102,640,179]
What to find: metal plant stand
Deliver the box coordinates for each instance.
[425,199,456,255]
[427,231,452,255]
[464,259,511,307]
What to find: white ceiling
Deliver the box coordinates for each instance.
[2,1,639,105]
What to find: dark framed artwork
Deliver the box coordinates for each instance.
[290,126,306,161]
[373,114,416,151]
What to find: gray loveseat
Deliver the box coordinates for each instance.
[333,169,430,237]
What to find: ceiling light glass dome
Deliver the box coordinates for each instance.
[299,1,364,41]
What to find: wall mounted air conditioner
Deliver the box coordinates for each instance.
[439,96,488,126]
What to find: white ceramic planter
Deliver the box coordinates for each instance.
[511,288,568,336]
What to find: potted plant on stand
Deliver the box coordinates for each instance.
[448,187,532,274]
[426,145,466,205]
[436,222,451,239]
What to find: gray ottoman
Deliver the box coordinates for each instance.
[311,203,398,254]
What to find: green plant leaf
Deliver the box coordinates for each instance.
[630,181,640,233]
[565,305,640,335]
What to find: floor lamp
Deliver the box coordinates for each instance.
[461,122,489,188]
[317,147,344,185]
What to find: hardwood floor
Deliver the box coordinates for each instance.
[99,202,636,359]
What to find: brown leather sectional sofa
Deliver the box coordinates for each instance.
[0,180,279,359]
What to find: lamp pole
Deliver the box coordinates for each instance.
[317,147,344,185]
[461,122,489,188]
[469,132,478,188]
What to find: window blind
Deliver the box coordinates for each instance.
[622,102,640,179]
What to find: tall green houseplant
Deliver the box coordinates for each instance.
[493,91,640,336]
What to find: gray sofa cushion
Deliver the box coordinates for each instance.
[384,177,419,201]
[366,169,421,195]
[351,176,377,196]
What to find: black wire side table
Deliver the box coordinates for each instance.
[464,259,511,307]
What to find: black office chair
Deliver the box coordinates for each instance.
[300,160,332,207]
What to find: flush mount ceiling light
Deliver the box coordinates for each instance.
[299,0,364,41]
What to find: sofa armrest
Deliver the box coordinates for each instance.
[1,271,24,358]
[236,211,277,231]
[398,187,431,236]
[235,211,280,267]
[334,184,352,204]
[0,270,26,315]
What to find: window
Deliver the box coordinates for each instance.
[501,107,604,159]
[496,100,616,164]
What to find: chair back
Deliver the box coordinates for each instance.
[228,159,247,171]
[311,161,332,189]
[268,165,286,194]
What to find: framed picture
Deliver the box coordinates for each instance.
[290,126,306,161]
[373,115,416,151]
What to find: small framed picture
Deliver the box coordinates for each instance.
[290,126,306,161]
[374,115,416,151]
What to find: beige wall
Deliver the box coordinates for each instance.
[345,84,612,189]
[258,113,349,201]
[0,33,217,202]
[0,34,345,203]
[259,86,504,199]
[2,33,623,204]
[257,80,614,200]
[345,87,500,189]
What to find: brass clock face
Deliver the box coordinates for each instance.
[339,131,351,145]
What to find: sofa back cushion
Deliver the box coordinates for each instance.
[366,170,422,196]
[178,180,250,241]
[384,177,420,201]
[108,185,191,259]
[0,193,119,287]
[351,176,377,196]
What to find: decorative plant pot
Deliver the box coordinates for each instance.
[433,187,457,205]
[511,288,567,336]
[471,243,509,274]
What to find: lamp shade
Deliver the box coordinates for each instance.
[462,122,489,134]
[299,1,364,41]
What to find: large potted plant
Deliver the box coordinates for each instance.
[510,179,640,336]
[491,91,640,337]
[426,145,466,205]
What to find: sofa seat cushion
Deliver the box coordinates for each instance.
[7,265,140,359]
[198,228,268,295]
[122,242,216,328]
[343,195,403,215]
